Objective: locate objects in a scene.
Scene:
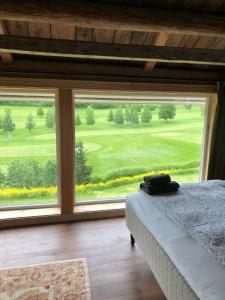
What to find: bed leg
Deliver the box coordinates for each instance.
[130,234,135,246]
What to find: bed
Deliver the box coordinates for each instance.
[126,190,225,300]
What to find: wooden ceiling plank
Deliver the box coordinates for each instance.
[113,30,132,44]
[0,20,13,63]
[2,35,225,66]
[76,27,93,41]
[6,20,28,36]
[130,32,149,45]
[2,0,225,37]
[93,29,115,43]
[51,24,75,40]
[27,22,51,38]
[145,32,168,71]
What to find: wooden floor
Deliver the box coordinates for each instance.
[0,217,166,300]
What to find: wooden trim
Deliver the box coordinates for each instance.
[1,1,225,38]
[2,35,225,65]
[145,32,168,71]
[0,20,13,63]
[0,208,125,229]
[0,60,224,82]
[0,77,217,94]
[201,94,218,180]
[56,88,74,214]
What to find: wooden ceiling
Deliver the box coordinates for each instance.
[1,0,225,84]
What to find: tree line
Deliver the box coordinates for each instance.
[0,141,91,188]
[0,106,55,137]
[0,159,57,188]
[75,104,177,126]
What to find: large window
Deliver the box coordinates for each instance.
[75,96,207,202]
[0,91,58,207]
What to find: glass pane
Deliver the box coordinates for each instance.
[75,101,206,202]
[0,92,58,207]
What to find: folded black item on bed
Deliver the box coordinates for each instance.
[144,173,171,185]
[140,181,179,195]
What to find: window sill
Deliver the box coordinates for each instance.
[0,202,125,228]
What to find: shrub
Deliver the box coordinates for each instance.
[102,161,199,182]
[158,104,176,122]
[114,107,124,124]
[37,106,44,117]
[86,105,95,125]
[0,168,5,188]
[45,107,55,128]
[25,113,35,132]
[75,114,82,126]
[3,109,15,137]
[141,106,152,123]
[7,160,42,188]
[0,186,57,200]
[42,160,57,187]
[107,109,114,122]
[76,167,199,193]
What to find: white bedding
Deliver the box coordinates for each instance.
[127,191,225,300]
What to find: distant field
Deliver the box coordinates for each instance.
[0,103,205,205]
[75,105,204,178]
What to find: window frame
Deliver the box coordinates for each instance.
[0,84,217,212]
[0,88,60,211]
[74,92,212,205]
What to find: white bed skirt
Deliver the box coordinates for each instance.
[126,202,199,300]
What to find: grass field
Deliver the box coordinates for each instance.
[0,101,205,206]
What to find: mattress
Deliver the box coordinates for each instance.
[126,191,225,300]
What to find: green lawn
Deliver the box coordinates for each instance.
[0,102,205,205]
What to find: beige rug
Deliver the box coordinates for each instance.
[0,258,91,300]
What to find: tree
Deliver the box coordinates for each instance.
[86,105,95,125]
[37,106,44,117]
[114,107,124,125]
[141,106,152,123]
[107,109,114,122]
[130,106,139,124]
[158,104,176,122]
[2,109,15,138]
[25,113,35,133]
[7,160,41,188]
[132,104,142,112]
[124,105,130,123]
[76,114,82,126]
[45,107,55,129]
[184,104,192,110]
[42,160,57,187]
[75,140,92,184]
[148,105,157,111]
[0,168,5,188]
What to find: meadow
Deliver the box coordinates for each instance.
[0,101,205,206]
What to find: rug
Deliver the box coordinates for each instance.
[0,258,91,300]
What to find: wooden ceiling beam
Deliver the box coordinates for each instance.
[0,59,224,82]
[1,1,225,37]
[0,20,13,63]
[145,32,168,71]
[1,35,225,66]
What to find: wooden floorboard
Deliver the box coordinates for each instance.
[0,217,166,300]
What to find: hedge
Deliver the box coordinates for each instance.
[0,167,198,200]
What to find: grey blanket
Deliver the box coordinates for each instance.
[147,180,225,267]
